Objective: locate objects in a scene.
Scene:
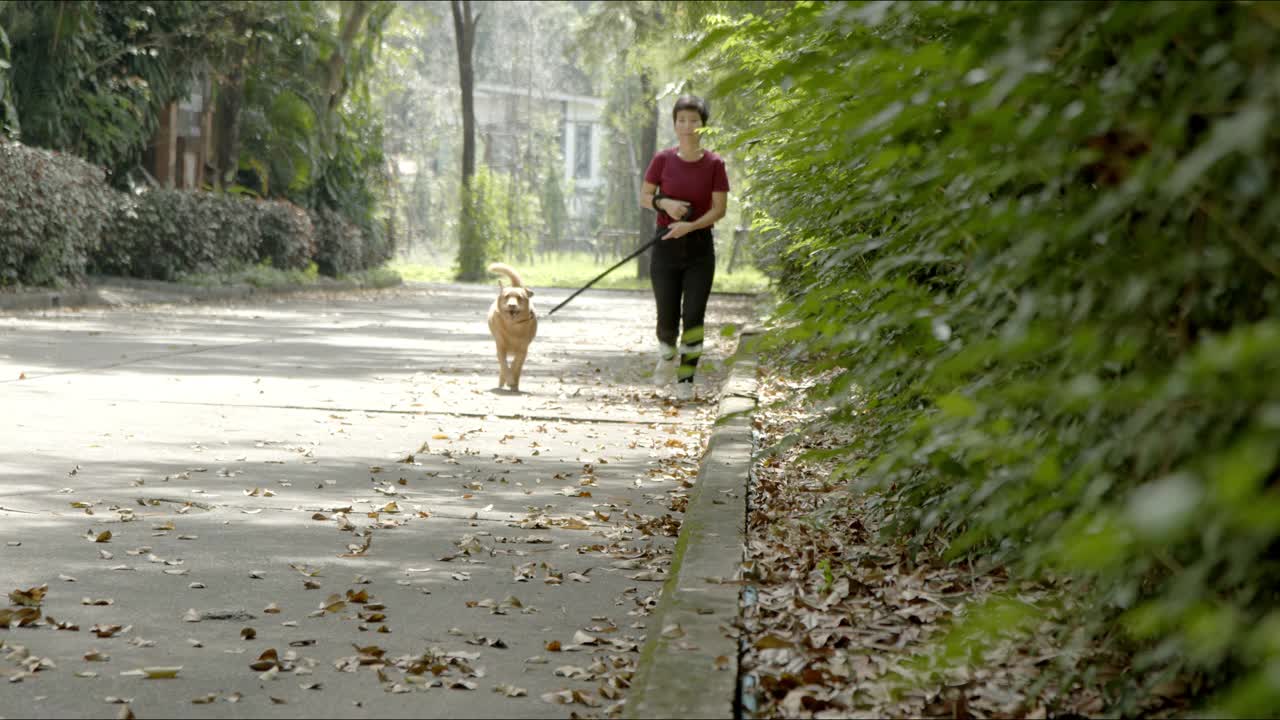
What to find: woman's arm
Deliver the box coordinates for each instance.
[641,181,691,219]
[640,181,660,211]
[661,191,727,239]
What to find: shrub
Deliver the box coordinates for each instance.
[0,141,116,287]
[309,206,364,277]
[97,189,259,280]
[255,200,316,271]
[359,218,393,271]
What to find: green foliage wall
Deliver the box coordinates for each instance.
[703,0,1280,714]
[1,0,394,276]
[0,1,206,180]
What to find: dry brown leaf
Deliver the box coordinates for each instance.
[249,648,279,671]
[91,623,124,638]
[541,688,600,707]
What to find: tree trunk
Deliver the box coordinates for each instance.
[326,1,375,111]
[213,60,245,189]
[635,70,658,281]
[452,0,483,281]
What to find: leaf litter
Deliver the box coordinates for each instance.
[740,368,1128,719]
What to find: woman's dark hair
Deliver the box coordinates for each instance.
[672,94,709,124]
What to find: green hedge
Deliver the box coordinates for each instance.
[309,206,363,277]
[705,0,1280,715]
[0,141,116,287]
[2,137,388,285]
[255,200,317,271]
[95,189,260,281]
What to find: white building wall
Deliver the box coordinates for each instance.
[470,83,607,243]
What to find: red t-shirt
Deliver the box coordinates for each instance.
[644,147,730,227]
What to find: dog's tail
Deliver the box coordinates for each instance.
[487,262,525,288]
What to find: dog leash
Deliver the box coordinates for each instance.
[546,238,658,317]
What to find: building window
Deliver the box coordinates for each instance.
[574,122,592,180]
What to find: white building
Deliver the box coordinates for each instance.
[473,81,606,229]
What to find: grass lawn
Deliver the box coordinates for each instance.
[390,251,771,294]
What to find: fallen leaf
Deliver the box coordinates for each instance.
[541,688,600,707]
[249,648,279,672]
[8,584,46,604]
[91,624,125,638]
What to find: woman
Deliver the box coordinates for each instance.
[639,94,729,400]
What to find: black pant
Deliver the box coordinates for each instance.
[649,226,715,382]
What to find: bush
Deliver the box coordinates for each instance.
[309,206,364,277]
[255,200,317,271]
[97,189,260,280]
[0,141,116,287]
[359,219,393,271]
[705,0,1280,714]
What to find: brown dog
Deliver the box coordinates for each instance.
[486,262,537,391]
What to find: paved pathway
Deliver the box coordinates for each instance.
[0,282,757,718]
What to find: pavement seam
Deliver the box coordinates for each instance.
[625,336,759,720]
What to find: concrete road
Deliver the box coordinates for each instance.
[0,282,758,719]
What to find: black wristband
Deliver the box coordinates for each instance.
[653,190,669,211]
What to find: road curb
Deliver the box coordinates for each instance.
[626,331,761,719]
[0,275,399,314]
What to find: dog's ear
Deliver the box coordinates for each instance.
[525,288,534,298]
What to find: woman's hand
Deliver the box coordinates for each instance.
[658,198,690,220]
[662,221,696,240]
